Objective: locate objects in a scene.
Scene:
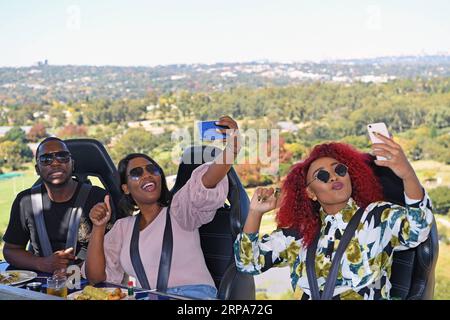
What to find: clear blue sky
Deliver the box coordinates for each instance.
[1,0,449,66]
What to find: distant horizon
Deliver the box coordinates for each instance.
[2,51,450,69]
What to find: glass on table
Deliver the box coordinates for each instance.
[46,270,68,298]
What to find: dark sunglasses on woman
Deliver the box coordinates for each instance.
[38,151,72,166]
[306,163,348,186]
[128,164,161,181]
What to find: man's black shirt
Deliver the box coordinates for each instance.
[2,181,107,257]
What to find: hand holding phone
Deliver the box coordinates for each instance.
[198,120,229,141]
[367,122,390,160]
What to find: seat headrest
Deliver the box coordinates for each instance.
[64,139,117,182]
[171,145,250,236]
[365,154,405,205]
[65,139,123,220]
[171,145,220,194]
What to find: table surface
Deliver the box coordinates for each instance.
[0,261,190,300]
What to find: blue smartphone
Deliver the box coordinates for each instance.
[198,121,229,141]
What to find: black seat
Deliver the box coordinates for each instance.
[64,138,124,222]
[171,145,255,300]
[369,158,439,300]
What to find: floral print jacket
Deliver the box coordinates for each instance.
[234,193,434,300]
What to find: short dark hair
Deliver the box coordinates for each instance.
[35,136,67,161]
[117,153,172,215]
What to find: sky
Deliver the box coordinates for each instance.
[0,0,449,67]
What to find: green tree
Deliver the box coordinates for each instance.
[426,105,450,129]
[0,140,31,170]
[429,187,450,214]
[2,126,27,143]
[8,105,35,125]
[48,103,67,127]
[111,128,163,163]
[90,126,118,145]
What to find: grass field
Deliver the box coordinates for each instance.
[435,243,450,300]
[0,165,37,232]
[1,163,449,299]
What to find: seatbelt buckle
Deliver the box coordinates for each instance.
[74,246,87,262]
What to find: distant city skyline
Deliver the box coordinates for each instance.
[1,0,449,67]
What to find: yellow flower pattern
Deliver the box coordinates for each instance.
[346,238,362,264]
[340,289,364,300]
[315,253,331,278]
[240,234,256,266]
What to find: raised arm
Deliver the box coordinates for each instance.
[371,132,423,200]
[85,195,111,284]
[234,187,300,275]
[201,116,241,188]
[371,132,433,249]
[243,187,280,233]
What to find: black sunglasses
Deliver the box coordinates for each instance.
[128,164,161,181]
[38,151,71,166]
[306,163,348,186]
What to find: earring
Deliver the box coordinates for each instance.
[312,196,317,201]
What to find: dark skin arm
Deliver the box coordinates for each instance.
[201,115,241,188]
[3,243,75,273]
[371,132,423,200]
[243,187,281,233]
[85,195,111,284]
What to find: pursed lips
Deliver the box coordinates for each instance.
[332,182,344,190]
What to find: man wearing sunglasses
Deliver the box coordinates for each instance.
[2,137,108,273]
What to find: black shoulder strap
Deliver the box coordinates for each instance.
[130,213,150,289]
[65,183,92,254]
[130,213,151,289]
[305,227,321,300]
[306,206,365,300]
[157,207,173,291]
[130,206,173,291]
[31,184,53,257]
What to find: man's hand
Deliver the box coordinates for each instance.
[40,247,75,273]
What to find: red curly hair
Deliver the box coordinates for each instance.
[276,142,383,247]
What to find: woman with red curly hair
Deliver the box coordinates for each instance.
[234,134,434,300]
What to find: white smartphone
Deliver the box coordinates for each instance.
[367,122,390,160]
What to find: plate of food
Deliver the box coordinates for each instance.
[67,285,128,300]
[0,270,37,286]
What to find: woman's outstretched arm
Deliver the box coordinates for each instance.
[201,115,241,188]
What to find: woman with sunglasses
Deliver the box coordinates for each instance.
[234,134,434,300]
[84,116,240,299]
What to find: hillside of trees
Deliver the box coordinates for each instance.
[1,77,448,160]
[1,55,449,106]
[1,76,449,213]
